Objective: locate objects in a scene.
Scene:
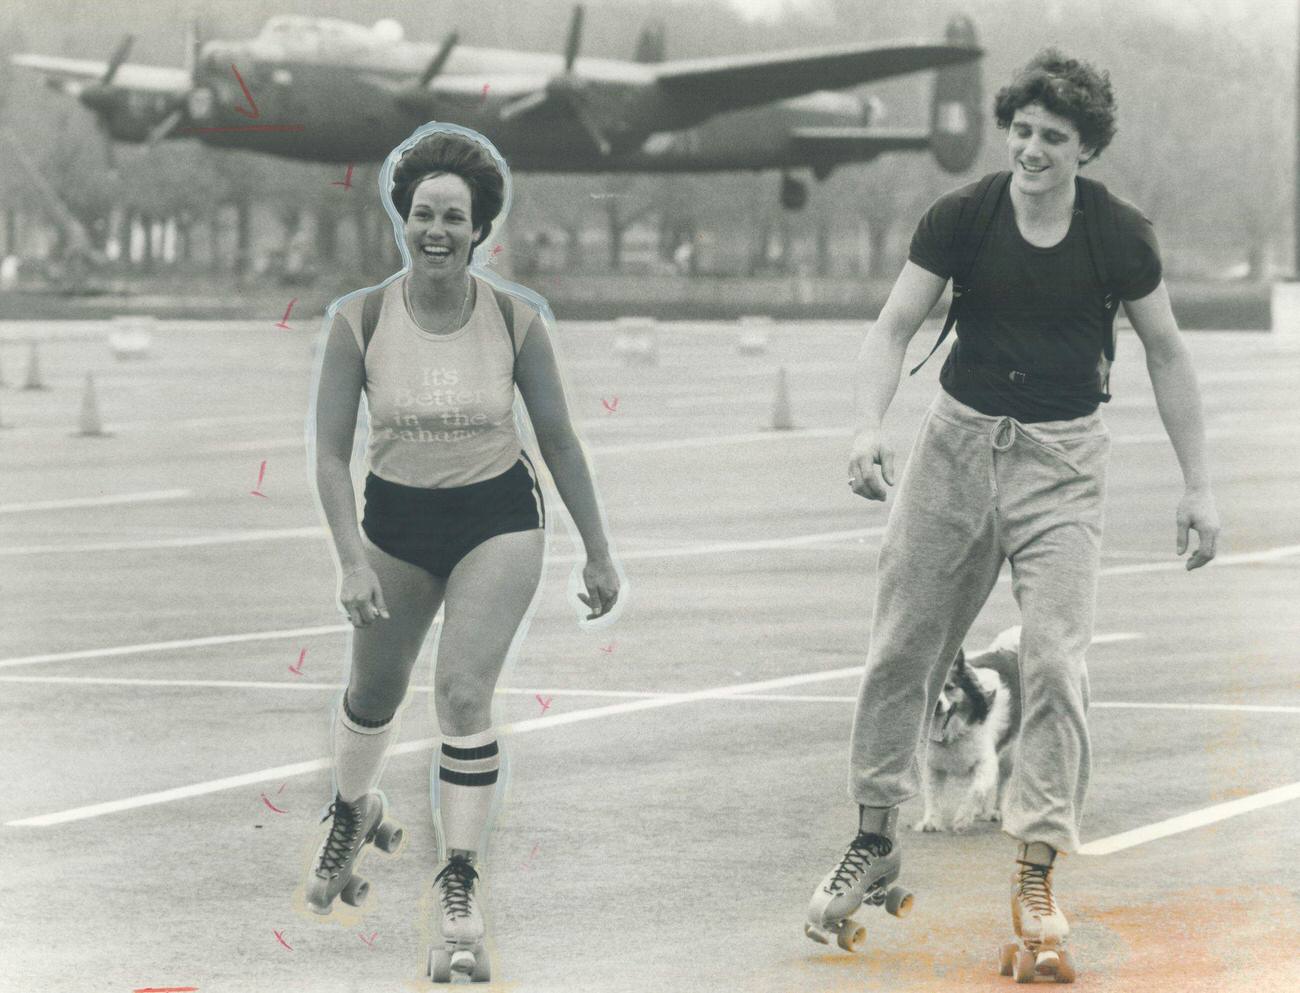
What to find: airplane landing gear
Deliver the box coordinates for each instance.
[780,172,808,211]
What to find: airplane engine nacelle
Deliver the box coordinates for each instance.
[930,13,983,174]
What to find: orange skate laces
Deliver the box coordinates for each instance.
[827,833,892,894]
[316,799,362,877]
[1015,859,1057,917]
[435,858,479,920]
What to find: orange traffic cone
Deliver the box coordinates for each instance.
[74,372,109,437]
[23,339,47,390]
[770,365,795,430]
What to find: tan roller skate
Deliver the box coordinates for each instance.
[998,842,1075,983]
[427,855,490,983]
[304,792,403,914]
[805,808,913,952]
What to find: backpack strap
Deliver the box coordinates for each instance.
[361,279,523,368]
[361,289,383,351]
[1076,174,1120,359]
[909,171,1010,377]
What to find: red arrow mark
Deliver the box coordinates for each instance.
[273,929,293,951]
[231,65,260,118]
[250,460,267,498]
[358,931,378,947]
[330,163,354,189]
[601,397,620,414]
[289,648,306,676]
[599,641,616,654]
[535,694,552,715]
[274,298,297,330]
[260,794,287,814]
[480,83,490,103]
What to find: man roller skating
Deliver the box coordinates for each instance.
[806,48,1219,981]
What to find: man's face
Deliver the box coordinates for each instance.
[1007,102,1090,197]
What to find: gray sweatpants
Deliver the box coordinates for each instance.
[849,389,1110,853]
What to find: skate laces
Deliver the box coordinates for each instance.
[1016,859,1057,917]
[316,798,362,875]
[827,832,892,893]
[434,857,479,920]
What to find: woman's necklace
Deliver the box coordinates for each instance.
[409,276,471,334]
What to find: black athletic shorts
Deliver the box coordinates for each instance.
[361,454,546,579]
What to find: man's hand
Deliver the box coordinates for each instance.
[1176,488,1219,570]
[848,428,895,501]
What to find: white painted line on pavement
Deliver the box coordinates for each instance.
[0,526,324,557]
[0,624,349,670]
[6,663,867,827]
[1079,781,1300,856]
[0,489,193,514]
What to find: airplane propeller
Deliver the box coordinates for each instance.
[392,29,459,115]
[499,4,614,157]
[73,34,135,169]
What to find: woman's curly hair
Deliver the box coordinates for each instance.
[390,131,506,252]
[994,48,1117,161]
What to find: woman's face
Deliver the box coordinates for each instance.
[1006,101,1090,198]
[404,172,481,276]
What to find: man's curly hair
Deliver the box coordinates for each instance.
[994,49,1118,161]
[390,132,505,253]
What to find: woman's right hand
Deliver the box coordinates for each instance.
[339,565,390,627]
[848,428,895,502]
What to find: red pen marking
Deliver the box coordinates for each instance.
[230,65,260,118]
[331,163,354,189]
[260,794,287,814]
[289,648,306,676]
[274,298,297,330]
[358,931,378,948]
[250,460,267,498]
[491,244,503,256]
[535,694,552,715]
[521,841,540,870]
[599,641,616,654]
[480,83,490,102]
[179,124,304,134]
[273,929,293,951]
[601,397,620,414]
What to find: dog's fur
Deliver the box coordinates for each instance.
[913,627,1022,834]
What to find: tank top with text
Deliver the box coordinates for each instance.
[338,273,535,488]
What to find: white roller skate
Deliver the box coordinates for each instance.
[304,792,403,915]
[998,843,1075,983]
[805,831,914,952]
[427,855,490,983]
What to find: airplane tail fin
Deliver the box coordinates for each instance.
[929,13,983,173]
[634,20,666,64]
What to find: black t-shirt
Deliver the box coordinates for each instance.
[909,175,1163,422]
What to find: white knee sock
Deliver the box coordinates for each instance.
[332,695,399,803]
[436,729,501,856]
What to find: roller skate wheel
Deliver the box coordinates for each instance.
[451,949,476,975]
[374,820,403,854]
[471,945,492,983]
[428,947,452,983]
[340,874,368,907]
[803,921,831,945]
[999,941,1018,976]
[1013,948,1037,983]
[885,885,913,918]
[1055,948,1076,983]
[835,919,866,952]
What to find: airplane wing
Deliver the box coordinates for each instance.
[790,125,931,161]
[10,54,190,95]
[653,42,979,124]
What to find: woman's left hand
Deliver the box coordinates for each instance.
[578,553,620,620]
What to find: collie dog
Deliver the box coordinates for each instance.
[914,627,1022,834]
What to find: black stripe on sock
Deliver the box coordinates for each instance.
[441,740,499,761]
[439,767,500,787]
